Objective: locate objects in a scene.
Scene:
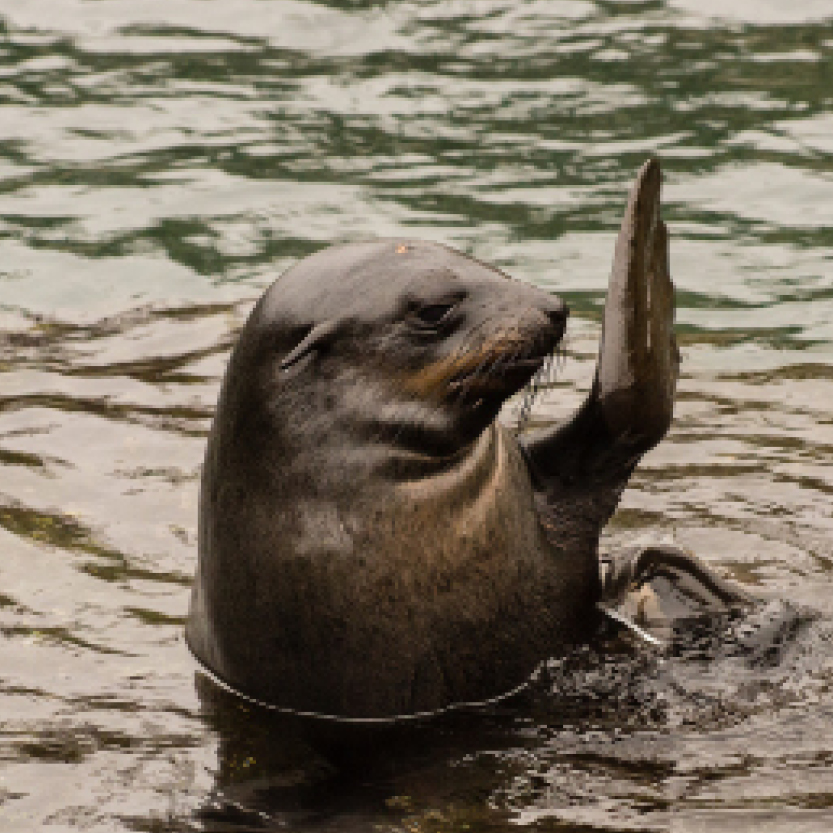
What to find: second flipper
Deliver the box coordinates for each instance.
[599,544,755,644]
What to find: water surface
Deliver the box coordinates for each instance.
[1,1,833,830]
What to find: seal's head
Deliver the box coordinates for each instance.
[188,239,581,719]
[226,239,566,465]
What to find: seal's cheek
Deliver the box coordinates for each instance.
[395,334,506,398]
[396,356,460,403]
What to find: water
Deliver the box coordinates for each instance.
[1,1,832,830]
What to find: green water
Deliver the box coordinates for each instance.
[1,1,833,830]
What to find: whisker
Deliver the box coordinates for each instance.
[515,346,564,433]
[462,330,528,406]
[367,318,566,450]
[451,321,522,406]
[447,320,500,407]
[382,318,494,447]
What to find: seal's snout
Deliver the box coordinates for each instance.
[543,296,569,343]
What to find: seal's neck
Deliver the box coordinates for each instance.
[276,374,494,482]
[378,421,499,486]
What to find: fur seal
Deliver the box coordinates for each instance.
[186,159,734,719]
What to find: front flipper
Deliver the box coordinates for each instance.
[522,158,679,504]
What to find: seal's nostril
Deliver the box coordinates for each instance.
[545,298,569,332]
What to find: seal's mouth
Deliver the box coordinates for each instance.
[448,353,549,399]
[446,335,560,438]
[394,316,566,449]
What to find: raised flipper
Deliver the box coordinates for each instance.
[523,160,752,631]
[522,158,679,503]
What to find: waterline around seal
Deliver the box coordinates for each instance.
[191,653,532,725]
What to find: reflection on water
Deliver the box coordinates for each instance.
[1,0,832,830]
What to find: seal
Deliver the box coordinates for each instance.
[186,159,743,719]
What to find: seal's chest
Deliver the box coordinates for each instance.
[385,424,551,575]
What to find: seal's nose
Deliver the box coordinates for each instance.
[544,296,569,339]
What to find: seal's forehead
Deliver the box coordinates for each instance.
[257,239,510,324]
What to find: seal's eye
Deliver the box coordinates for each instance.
[416,303,456,326]
[405,292,465,334]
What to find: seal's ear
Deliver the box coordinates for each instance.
[280,320,339,371]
